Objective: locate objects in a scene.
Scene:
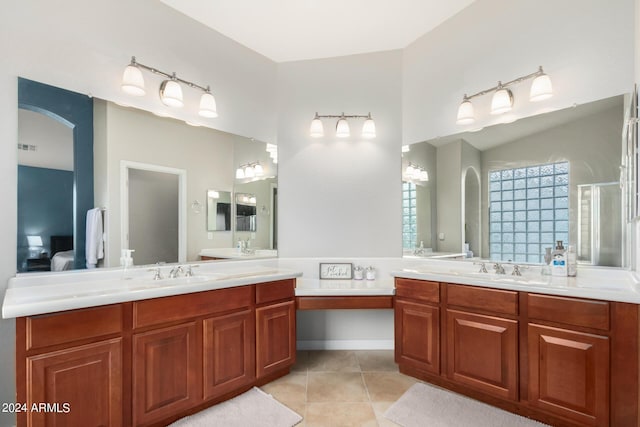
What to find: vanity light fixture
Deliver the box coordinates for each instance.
[404,163,429,182]
[235,162,264,180]
[266,143,278,164]
[121,56,218,118]
[456,66,553,125]
[309,112,376,138]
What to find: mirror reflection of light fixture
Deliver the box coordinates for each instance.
[207,190,220,199]
[266,144,278,164]
[310,112,376,139]
[236,162,266,180]
[403,163,429,182]
[121,56,218,118]
[456,66,553,124]
[402,145,410,153]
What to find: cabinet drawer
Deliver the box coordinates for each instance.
[395,278,439,303]
[26,304,123,351]
[527,293,609,331]
[256,279,295,305]
[134,286,253,329]
[447,284,518,316]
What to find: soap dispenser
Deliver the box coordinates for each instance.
[551,241,567,277]
[120,249,135,279]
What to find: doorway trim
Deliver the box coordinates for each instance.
[120,161,187,263]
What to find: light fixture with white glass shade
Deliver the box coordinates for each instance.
[335,114,350,138]
[310,112,376,139]
[403,163,429,182]
[529,67,553,101]
[120,56,219,118]
[310,113,324,138]
[456,65,553,125]
[490,83,513,115]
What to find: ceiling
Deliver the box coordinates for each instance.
[159,0,475,63]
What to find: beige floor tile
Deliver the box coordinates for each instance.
[355,350,398,372]
[260,372,308,404]
[307,372,368,402]
[371,401,402,427]
[305,402,377,427]
[307,350,361,372]
[292,350,311,372]
[363,372,419,402]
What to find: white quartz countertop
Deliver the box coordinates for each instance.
[2,261,300,318]
[199,248,277,259]
[392,261,640,304]
[295,277,395,296]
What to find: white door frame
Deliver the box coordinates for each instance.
[120,160,187,263]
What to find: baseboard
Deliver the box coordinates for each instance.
[297,340,394,350]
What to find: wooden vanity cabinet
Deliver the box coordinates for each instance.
[16,304,125,427]
[255,279,296,379]
[446,284,519,401]
[393,278,640,427]
[394,279,440,374]
[16,278,297,427]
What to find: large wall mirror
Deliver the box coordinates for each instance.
[17,78,278,273]
[403,94,627,267]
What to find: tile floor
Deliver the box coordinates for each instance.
[260,350,421,426]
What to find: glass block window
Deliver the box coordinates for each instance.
[402,181,417,249]
[489,162,569,263]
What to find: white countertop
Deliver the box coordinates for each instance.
[392,259,640,304]
[295,277,395,296]
[199,248,277,260]
[4,256,640,319]
[3,260,300,318]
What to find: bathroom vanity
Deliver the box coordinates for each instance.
[5,266,299,427]
[392,267,640,427]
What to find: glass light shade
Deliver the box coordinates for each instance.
[266,143,277,153]
[335,118,350,138]
[362,118,376,138]
[199,92,218,118]
[402,145,410,153]
[310,118,324,138]
[121,65,146,96]
[419,170,429,181]
[244,165,255,178]
[235,167,245,179]
[529,73,553,102]
[159,79,184,108]
[405,165,415,176]
[249,196,257,204]
[27,235,43,247]
[456,100,475,125]
[207,190,220,198]
[253,163,264,176]
[491,88,513,115]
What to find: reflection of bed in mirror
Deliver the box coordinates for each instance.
[50,235,74,271]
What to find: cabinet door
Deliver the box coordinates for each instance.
[256,300,296,378]
[528,324,609,426]
[133,322,198,426]
[203,309,255,399]
[27,338,122,427]
[447,310,518,400]
[394,299,440,374]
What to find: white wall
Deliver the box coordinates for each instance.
[277,50,403,258]
[403,0,635,145]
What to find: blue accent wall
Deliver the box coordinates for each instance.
[17,166,74,272]
[18,78,94,270]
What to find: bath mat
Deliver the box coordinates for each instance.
[169,387,302,427]
[384,382,549,427]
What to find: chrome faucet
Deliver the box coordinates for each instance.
[413,241,426,256]
[511,264,527,276]
[473,261,488,273]
[147,262,165,280]
[185,264,199,277]
[493,263,506,274]
[169,265,185,278]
